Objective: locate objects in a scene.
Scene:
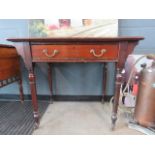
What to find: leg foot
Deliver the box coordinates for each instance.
[49,98,53,104]
[111,113,117,130]
[34,123,39,130]
[18,78,24,104]
[20,101,24,104]
[111,67,122,130]
[101,97,105,104]
[33,111,40,129]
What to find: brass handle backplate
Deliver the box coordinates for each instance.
[90,49,107,57]
[42,49,59,58]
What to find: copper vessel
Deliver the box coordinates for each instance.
[134,60,155,128]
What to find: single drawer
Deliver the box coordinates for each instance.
[31,44,119,61]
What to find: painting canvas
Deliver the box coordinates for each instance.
[28,19,118,37]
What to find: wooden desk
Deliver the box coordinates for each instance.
[7,37,144,129]
[0,44,24,103]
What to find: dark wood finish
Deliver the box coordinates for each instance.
[102,63,108,103]
[7,37,144,129]
[31,44,119,62]
[29,72,39,128]
[111,68,122,130]
[0,45,24,103]
[18,78,24,103]
[7,37,144,42]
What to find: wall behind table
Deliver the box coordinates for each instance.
[119,19,155,54]
[0,20,30,95]
[0,19,155,97]
[0,19,115,96]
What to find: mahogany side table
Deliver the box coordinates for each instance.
[7,37,144,129]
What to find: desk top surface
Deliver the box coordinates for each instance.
[7,36,144,43]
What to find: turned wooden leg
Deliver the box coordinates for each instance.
[29,72,39,129]
[48,63,53,104]
[102,63,108,103]
[18,77,24,104]
[111,68,122,130]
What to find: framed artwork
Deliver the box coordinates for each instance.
[28,19,118,37]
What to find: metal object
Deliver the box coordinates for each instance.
[90,49,107,57]
[134,60,155,128]
[128,121,155,135]
[42,49,59,58]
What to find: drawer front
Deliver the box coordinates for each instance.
[32,44,119,61]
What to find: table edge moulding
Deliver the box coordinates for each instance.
[7,37,144,130]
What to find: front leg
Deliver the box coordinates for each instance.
[111,68,122,130]
[48,63,53,104]
[102,63,108,103]
[29,72,39,129]
[18,77,24,104]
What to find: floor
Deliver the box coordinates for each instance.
[33,101,142,135]
[0,100,49,135]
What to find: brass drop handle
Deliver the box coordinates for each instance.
[90,49,107,57]
[42,49,59,58]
